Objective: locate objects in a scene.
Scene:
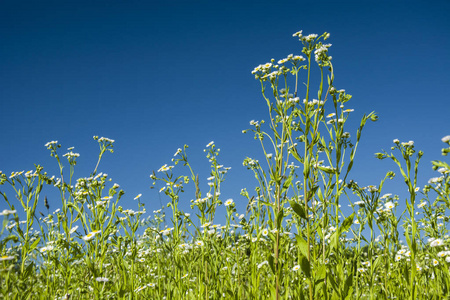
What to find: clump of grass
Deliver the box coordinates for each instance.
[1,30,450,299]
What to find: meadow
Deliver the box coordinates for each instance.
[1,30,450,300]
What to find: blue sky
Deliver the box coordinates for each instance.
[1,0,449,228]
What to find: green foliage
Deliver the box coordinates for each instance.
[1,30,450,299]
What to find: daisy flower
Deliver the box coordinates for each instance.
[82,230,101,242]
[224,199,234,206]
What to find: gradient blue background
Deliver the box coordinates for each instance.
[1,0,449,228]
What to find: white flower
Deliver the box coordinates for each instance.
[437,251,447,257]
[0,255,15,261]
[160,228,173,236]
[380,193,392,200]
[40,245,54,253]
[397,249,406,255]
[69,225,79,234]
[261,228,269,237]
[417,202,427,209]
[257,261,268,269]
[430,239,444,247]
[174,148,182,156]
[206,141,214,148]
[201,222,211,228]
[428,177,442,184]
[384,202,395,210]
[98,137,115,143]
[224,199,234,206]
[441,135,450,143]
[292,265,300,271]
[0,209,16,216]
[82,230,101,242]
[158,164,173,172]
[437,167,448,174]
[195,240,204,247]
[134,194,142,200]
[354,201,365,207]
[292,30,303,37]
[45,140,58,148]
[96,277,109,282]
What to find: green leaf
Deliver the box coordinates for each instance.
[282,176,293,194]
[289,200,307,219]
[276,208,284,230]
[315,264,326,281]
[314,279,325,298]
[291,148,302,162]
[405,226,412,250]
[303,159,310,177]
[29,236,41,252]
[317,187,324,203]
[330,231,339,251]
[296,235,309,258]
[268,254,275,275]
[373,254,384,271]
[343,274,353,297]
[24,262,34,277]
[402,263,410,286]
[327,271,339,295]
[344,288,354,300]
[340,213,355,234]
[300,255,311,278]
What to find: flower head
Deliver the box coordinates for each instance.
[82,230,101,242]
[96,277,109,282]
[417,201,427,208]
[0,255,14,261]
[0,209,16,216]
[441,135,450,143]
[224,199,234,207]
[430,238,444,247]
[384,202,395,210]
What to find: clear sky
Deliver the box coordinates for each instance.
[1,0,449,227]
